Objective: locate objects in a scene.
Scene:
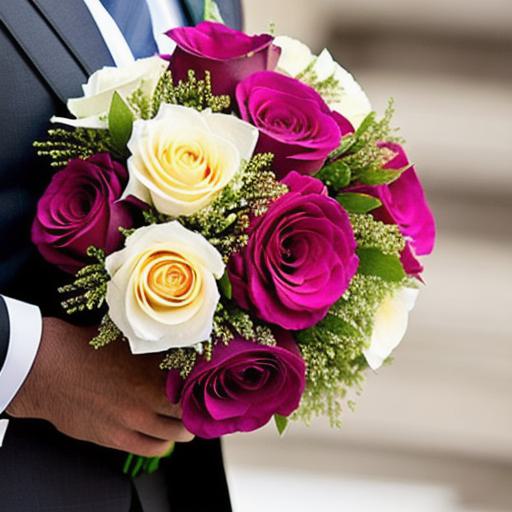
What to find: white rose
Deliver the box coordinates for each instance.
[105,221,225,354]
[363,288,419,370]
[51,56,168,128]
[124,103,258,217]
[273,36,313,77]
[274,36,372,129]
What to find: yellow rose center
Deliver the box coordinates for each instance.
[135,250,202,312]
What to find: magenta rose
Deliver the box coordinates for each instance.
[166,331,306,439]
[166,21,280,98]
[400,243,424,277]
[228,172,359,330]
[236,71,352,178]
[32,153,134,274]
[348,143,435,274]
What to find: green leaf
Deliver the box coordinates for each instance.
[108,92,134,154]
[122,453,134,475]
[128,456,145,478]
[123,443,175,477]
[355,111,376,139]
[316,160,351,189]
[338,134,357,154]
[204,0,225,23]
[336,192,382,214]
[329,134,357,161]
[358,163,412,186]
[274,414,289,436]
[357,247,406,282]
[348,112,378,154]
[219,271,233,300]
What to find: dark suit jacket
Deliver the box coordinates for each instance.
[0,1,242,510]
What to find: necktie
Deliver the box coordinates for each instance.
[100,0,159,59]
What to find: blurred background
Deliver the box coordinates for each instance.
[223,1,512,511]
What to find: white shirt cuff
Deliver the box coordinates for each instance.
[0,419,8,447]
[0,296,42,447]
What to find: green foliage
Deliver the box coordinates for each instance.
[119,226,136,239]
[203,0,225,23]
[90,315,122,349]
[58,247,110,314]
[34,127,116,168]
[127,85,153,120]
[142,208,171,226]
[315,159,351,190]
[212,302,277,348]
[218,272,233,300]
[295,211,408,426]
[151,70,230,116]
[274,414,289,436]
[180,153,288,262]
[160,347,198,377]
[295,273,404,426]
[123,444,175,478]
[58,247,121,350]
[350,213,405,256]
[336,192,382,214]
[296,59,342,104]
[161,301,277,377]
[320,100,403,190]
[357,247,406,282]
[358,163,411,186]
[108,92,134,156]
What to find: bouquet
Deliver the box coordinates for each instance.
[32,6,435,473]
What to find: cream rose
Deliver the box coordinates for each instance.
[51,56,168,128]
[105,221,225,354]
[274,36,372,129]
[363,287,419,370]
[123,103,259,217]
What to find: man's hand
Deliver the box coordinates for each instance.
[7,317,193,456]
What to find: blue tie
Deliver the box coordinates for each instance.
[100,0,159,59]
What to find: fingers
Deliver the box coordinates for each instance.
[119,403,192,443]
[112,430,175,458]
[136,375,182,419]
[130,434,175,458]
[156,398,183,419]
[106,425,193,457]
[134,413,193,443]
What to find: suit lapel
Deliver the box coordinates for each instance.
[31,0,115,75]
[0,1,87,101]
[181,0,204,26]
[0,0,243,102]
[180,0,243,30]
